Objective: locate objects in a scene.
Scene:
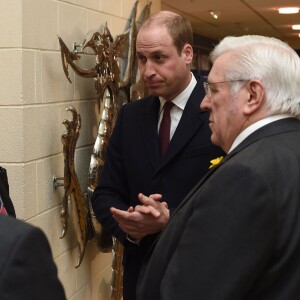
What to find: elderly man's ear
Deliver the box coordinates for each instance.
[243,80,265,116]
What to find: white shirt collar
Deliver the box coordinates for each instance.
[228,114,294,153]
[159,72,197,110]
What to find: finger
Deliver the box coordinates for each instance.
[138,193,158,207]
[145,205,160,217]
[148,194,163,201]
[110,208,134,224]
[111,209,144,226]
[112,214,139,228]
[134,204,160,217]
[161,201,168,208]
[134,205,153,214]
[110,207,128,217]
[127,206,134,212]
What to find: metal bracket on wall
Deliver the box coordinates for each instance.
[52,176,64,191]
[72,42,84,54]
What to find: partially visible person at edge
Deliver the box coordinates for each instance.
[0,215,66,300]
[0,167,16,217]
[0,167,66,299]
[137,35,300,300]
[91,10,224,300]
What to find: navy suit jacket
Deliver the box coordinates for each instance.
[137,118,300,300]
[0,215,66,300]
[91,77,224,299]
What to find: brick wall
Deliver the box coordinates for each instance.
[0,0,160,299]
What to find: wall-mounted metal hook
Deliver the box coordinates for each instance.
[72,42,84,54]
[52,175,64,191]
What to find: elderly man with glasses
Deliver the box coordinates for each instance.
[137,35,300,300]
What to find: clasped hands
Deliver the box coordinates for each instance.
[110,193,170,240]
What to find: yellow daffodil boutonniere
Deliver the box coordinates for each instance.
[209,156,224,169]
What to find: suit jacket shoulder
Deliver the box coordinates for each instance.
[0,216,66,300]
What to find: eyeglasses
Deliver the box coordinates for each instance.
[203,80,250,97]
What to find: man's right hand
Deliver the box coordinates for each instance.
[110,193,170,240]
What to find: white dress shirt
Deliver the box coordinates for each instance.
[158,73,197,139]
[228,114,294,153]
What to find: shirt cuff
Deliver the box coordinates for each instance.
[126,234,140,245]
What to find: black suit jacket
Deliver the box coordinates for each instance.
[0,167,15,217]
[137,118,300,300]
[91,77,224,299]
[0,215,66,300]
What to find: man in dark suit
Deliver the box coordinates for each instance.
[136,35,300,300]
[91,10,224,300]
[0,215,66,299]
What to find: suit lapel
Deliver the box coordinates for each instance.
[157,82,206,170]
[142,96,161,169]
[170,160,221,216]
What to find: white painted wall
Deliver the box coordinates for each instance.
[0,0,160,299]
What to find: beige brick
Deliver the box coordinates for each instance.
[0,108,24,162]
[23,0,58,50]
[122,0,137,19]
[0,0,22,48]
[41,52,74,103]
[35,51,43,103]
[92,264,112,300]
[22,50,36,104]
[87,11,112,32]
[76,242,96,290]
[28,207,62,257]
[55,247,77,299]
[101,0,122,17]
[0,50,23,105]
[75,0,100,11]
[6,163,38,219]
[110,15,128,37]
[23,105,61,160]
[36,155,64,214]
[22,50,43,104]
[58,2,88,51]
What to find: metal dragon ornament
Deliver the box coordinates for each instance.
[57,1,151,298]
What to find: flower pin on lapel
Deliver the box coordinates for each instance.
[209,156,224,169]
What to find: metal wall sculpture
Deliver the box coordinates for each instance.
[57,1,150,299]
[60,106,94,267]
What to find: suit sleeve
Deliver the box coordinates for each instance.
[161,163,277,300]
[91,105,130,243]
[0,222,66,300]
